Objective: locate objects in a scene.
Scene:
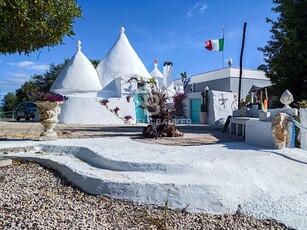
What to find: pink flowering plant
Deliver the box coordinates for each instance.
[114,107,120,114]
[28,91,68,102]
[173,92,187,117]
[101,99,109,105]
[124,115,132,121]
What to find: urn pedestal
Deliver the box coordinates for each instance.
[35,101,63,141]
[200,112,207,124]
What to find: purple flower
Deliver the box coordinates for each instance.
[29,91,68,102]
[124,115,132,120]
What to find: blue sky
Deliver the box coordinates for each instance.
[0,0,276,99]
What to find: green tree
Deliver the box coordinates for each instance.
[2,92,17,111]
[91,60,100,69]
[15,81,41,105]
[0,0,82,55]
[29,60,69,93]
[259,0,307,102]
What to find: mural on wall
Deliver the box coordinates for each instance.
[218,93,228,108]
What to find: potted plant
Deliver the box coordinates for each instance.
[114,107,120,115]
[137,76,146,90]
[101,99,109,107]
[29,91,68,141]
[124,115,132,124]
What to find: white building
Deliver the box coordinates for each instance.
[51,27,271,126]
[96,27,151,89]
[96,27,155,124]
[51,41,102,96]
[51,27,168,125]
[50,41,122,125]
[174,67,271,124]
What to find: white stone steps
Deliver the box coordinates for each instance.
[1,137,307,229]
[6,151,226,213]
[34,144,197,174]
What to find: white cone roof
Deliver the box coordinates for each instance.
[150,61,164,88]
[50,41,102,95]
[150,62,163,79]
[96,27,151,88]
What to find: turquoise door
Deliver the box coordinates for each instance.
[190,99,201,123]
[134,93,148,123]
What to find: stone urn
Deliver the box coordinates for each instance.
[35,101,63,141]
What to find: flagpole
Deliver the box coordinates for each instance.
[222,26,224,68]
[238,22,247,109]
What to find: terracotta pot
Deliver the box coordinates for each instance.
[35,101,63,141]
[124,119,131,124]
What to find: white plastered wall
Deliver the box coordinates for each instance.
[300,108,307,151]
[58,96,124,125]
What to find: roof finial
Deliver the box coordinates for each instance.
[154,59,158,67]
[120,27,125,33]
[77,40,81,51]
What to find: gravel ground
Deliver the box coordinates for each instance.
[0,160,291,230]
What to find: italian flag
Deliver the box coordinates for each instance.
[205,38,224,51]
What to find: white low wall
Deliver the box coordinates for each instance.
[245,120,274,147]
[245,119,295,148]
[268,108,298,118]
[300,108,307,151]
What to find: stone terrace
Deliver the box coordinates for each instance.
[0,121,244,146]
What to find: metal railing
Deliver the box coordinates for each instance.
[0,111,15,122]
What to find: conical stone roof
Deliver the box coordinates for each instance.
[150,59,164,88]
[150,59,163,78]
[50,41,102,95]
[96,27,151,88]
